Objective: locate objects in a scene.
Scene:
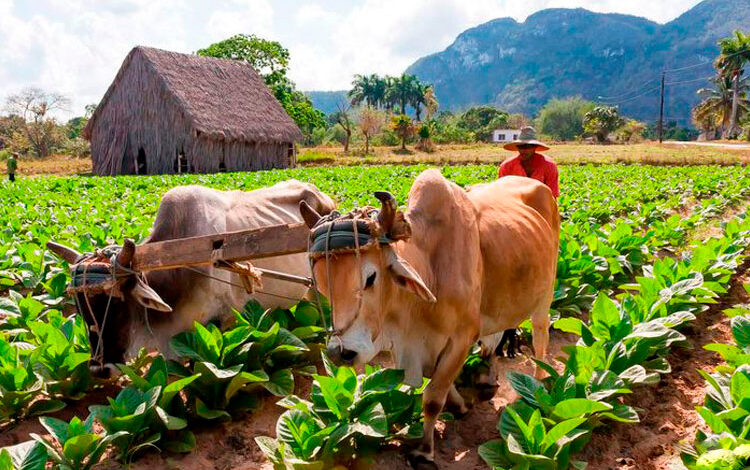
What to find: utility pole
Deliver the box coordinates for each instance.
[658,71,665,143]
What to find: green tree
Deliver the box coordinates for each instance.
[457,106,509,142]
[197,34,289,88]
[536,97,595,141]
[716,30,750,138]
[583,105,625,142]
[390,114,415,150]
[693,74,748,136]
[198,34,325,143]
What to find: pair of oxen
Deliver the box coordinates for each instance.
[48,169,559,468]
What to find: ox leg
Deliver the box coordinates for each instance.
[446,384,470,416]
[531,309,550,379]
[409,339,468,469]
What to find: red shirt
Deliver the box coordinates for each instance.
[498,153,559,198]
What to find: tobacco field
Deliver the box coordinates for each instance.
[2,164,750,470]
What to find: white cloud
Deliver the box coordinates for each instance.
[0,0,702,117]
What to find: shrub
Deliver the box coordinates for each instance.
[583,106,625,143]
[536,97,595,141]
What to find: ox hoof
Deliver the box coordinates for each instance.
[445,401,471,418]
[407,452,438,470]
[476,384,498,402]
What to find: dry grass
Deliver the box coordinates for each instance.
[300,141,750,167]
[14,155,92,176]
[13,142,750,177]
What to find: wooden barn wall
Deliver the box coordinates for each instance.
[89,50,293,176]
[190,139,289,172]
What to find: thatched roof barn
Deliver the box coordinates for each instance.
[84,46,302,175]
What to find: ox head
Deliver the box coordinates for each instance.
[47,239,172,377]
[300,192,436,365]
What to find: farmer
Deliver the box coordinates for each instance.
[494,126,559,359]
[498,126,559,198]
[7,152,18,183]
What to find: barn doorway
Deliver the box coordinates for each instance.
[174,150,188,173]
[136,147,147,174]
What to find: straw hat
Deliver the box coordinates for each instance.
[503,126,549,151]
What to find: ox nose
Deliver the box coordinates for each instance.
[326,341,358,365]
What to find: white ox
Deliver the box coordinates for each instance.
[299,170,559,467]
[48,180,335,376]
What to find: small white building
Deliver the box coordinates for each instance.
[491,129,521,143]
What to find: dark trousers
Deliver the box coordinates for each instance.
[8,173,14,182]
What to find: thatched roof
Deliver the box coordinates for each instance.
[84,46,302,143]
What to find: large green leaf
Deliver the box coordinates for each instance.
[507,372,544,408]
[264,369,295,397]
[551,398,612,420]
[732,316,750,349]
[2,441,47,470]
[360,368,404,393]
[541,417,587,452]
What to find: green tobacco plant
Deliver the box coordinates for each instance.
[681,365,750,469]
[88,383,194,462]
[117,354,200,453]
[479,402,590,470]
[0,336,64,423]
[31,416,125,470]
[0,441,47,470]
[169,321,303,420]
[26,316,92,400]
[256,357,424,469]
[704,315,750,374]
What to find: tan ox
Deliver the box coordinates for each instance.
[299,170,558,468]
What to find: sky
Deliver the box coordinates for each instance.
[0,0,704,118]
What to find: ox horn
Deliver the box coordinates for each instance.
[299,200,321,228]
[374,191,397,235]
[47,241,82,264]
[116,238,136,267]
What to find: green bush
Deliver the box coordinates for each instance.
[536,97,595,141]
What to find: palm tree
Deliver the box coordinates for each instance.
[694,73,749,137]
[411,82,428,121]
[386,74,420,115]
[349,74,376,107]
[716,30,750,138]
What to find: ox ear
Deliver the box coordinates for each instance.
[384,247,436,303]
[299,200,321,228]
[130,279,172,312]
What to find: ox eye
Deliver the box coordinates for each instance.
[364,272,377,289]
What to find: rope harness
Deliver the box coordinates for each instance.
[307,207,400,336]
[68,243,300,367]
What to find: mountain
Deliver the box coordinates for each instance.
[304,90,348,115]
[405,0,750,123]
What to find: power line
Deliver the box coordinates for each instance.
[596,78,659,100]
[599,85,660,105]
[662,61,713,73]
[664,75,714,86]
[663,48,750,73]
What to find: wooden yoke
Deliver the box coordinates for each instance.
[131,222,310,273]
